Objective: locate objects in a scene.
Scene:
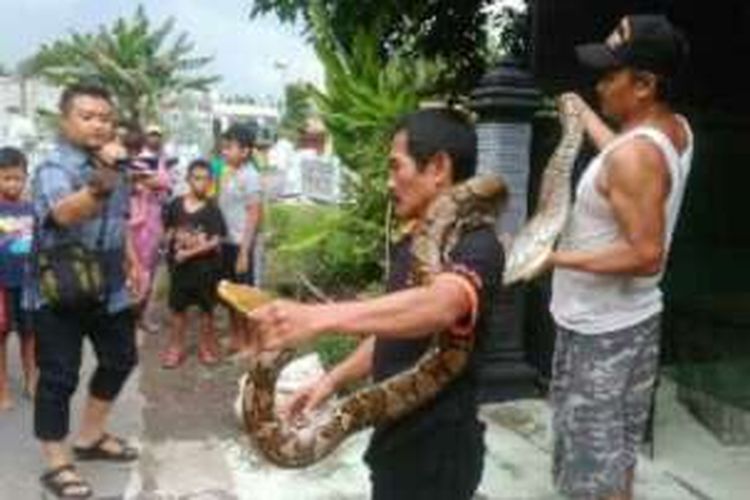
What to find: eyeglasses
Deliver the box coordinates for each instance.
[189,175,211,181]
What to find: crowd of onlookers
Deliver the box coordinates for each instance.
[0,95,264,412]
[0,82,270,497]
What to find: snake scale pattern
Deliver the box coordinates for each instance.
[220,95,581,467]
[218,174,507,468]
[503,95,584,285]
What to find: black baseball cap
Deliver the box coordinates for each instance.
[576,15,688,77]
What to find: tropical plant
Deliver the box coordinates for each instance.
[264,1,445,292]
[24,4,219,126]
[278,82,313,141]
[251,0,492,96]
[486,4,531,65]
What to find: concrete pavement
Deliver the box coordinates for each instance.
[1,324,749,499]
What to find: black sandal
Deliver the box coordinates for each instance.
[73,433,139,462]
[40,464,93,499]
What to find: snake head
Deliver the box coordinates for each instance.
[556,94,586,136]
[557,93,582,117]
[217,280,273,315]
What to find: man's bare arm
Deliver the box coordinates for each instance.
[251,274,475,351]
[552,139,670,276]
[316,274,473,339]
[325,336,375,389]
[282,336,375,417]
[239,200,262,258]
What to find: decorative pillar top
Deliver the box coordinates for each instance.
[470,58,542,121]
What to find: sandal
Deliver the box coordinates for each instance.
[73,433,139,462]
[159,346,186,369]
[40,464,93,499]
[198,342,221,366]
[226,341,242,356]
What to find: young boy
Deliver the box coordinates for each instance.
[0,146,35,409]
[160,159,227,368]
[218,124,263,355]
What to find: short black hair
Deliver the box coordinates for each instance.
[0,146,28,172]
[394,108,477,182]
[120,124,144,156]
[187,158,212,178]
[59,82,113,115]
[222,123,256,149]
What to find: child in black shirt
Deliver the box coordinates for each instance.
[161,159,226,368]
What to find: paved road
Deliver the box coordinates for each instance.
[0,313,372,500]
[1,312,747,499]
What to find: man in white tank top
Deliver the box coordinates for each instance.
[546,15,692,500]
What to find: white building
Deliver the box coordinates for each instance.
[0,76,60,171]
[160,90,214,155]
[211,99,280,146]
[0,76,60,123]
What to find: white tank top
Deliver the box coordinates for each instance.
[550,118,694,334]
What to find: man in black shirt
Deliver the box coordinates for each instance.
[249,109,504,500]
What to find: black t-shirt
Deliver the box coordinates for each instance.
[163,196,227,281]
[365,226,504,460]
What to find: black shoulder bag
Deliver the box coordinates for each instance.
[37,203,109,310]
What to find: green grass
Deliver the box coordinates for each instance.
[264,201,383,297]
[264,202,344,292]
[313,334,360,368]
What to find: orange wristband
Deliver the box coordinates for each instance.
[435,271,480,336]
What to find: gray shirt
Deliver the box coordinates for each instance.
[217,162,261,245]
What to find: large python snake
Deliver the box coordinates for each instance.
[503,95,584,284]
[219,94,581,467]
[218,174,508,468]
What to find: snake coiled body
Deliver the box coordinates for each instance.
[503,96,584,285]
[219,174,507,468]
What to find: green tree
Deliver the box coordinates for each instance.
[278,82,313,141]
[25,4,219,126]
[486,4,530,64]
[262,1,530,293]
[270,1,444,291]
[251,0,491,96]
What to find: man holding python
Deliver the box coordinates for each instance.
[547,15,693,500]
[246,108,505,500]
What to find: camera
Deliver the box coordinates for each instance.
[116,155,160,173]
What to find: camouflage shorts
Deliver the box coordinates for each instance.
[550,314,661,499]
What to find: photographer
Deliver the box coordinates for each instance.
[29,83,141,499]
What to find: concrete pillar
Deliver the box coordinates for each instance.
[470,58,541,402]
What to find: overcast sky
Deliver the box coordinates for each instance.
[0,0,323,100]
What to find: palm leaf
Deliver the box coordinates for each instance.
[25,4,219,127]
